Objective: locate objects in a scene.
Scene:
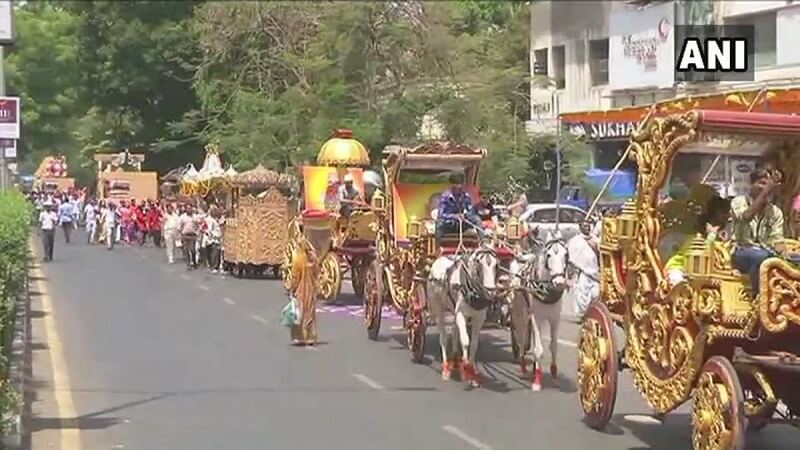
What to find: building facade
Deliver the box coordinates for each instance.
[528,0,800,171]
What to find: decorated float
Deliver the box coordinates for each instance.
[223,164,296,278]
[283,129,377,302]
[95,150,158,201]
[34,155,75,192]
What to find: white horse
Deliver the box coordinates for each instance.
[509,230,569,391]
[427,240,500,387]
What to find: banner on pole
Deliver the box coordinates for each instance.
[0,97,20,139]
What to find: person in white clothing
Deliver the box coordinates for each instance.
[39,202,59,261]
[84,201,98,244]
[162,204,180,264]
[566,220,600,319]
[102,203,119,250]
[204,208,223,273]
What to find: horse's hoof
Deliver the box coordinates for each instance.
[461,362,479,386]
[442,362,453,381]
[531,368,543,391]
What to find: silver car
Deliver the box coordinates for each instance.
[519,203,588,241]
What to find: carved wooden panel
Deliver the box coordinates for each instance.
[222,189,290,265]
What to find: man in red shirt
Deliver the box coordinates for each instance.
[134,201,149,245]
[146,203,163,247]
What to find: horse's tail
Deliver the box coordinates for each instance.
[529,299,545,361]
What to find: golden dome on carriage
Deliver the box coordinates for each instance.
[316,129,371,167]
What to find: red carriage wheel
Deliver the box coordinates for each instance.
[691,356,746,450]
[363,258,383,341]
[578,302,619,430]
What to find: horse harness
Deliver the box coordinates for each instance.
[438,247,499,311]
[519,239,569,306]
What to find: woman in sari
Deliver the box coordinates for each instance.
[288,238,319,345]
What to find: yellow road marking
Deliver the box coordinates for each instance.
[31,253,83,449]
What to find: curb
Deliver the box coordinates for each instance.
[1,269,30,449]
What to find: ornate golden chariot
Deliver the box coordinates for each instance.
[223,164,297,277]
[360,141,494,361]
[578,109,800,450]
[283,129,379,303]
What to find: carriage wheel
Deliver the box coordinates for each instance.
[407,284,427,363]
[318,252,342,303]
[578,302,618,430]
[351,261,366,298]
[363,259,383,341]
[692,356,746,450]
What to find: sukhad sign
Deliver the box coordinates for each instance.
[568,121,638,141]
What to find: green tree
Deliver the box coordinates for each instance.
[525,132,596,203]
[187,1,437,170]
[5,3,94,182]
[66,0,202,172]
[187,0,537,193]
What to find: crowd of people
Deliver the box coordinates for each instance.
[29,189,226,273]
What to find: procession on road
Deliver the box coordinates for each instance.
[7,2,800,450]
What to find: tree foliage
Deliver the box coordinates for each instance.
[5,3,93,182]
[65,0,202,171]
[186,0,536,190]
[11,1,592,201]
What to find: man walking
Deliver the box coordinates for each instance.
[84,200,98,244]
[39,202,59,262]
[57,197,76,243]
[102,203,119,250]
[163,204,180,264]
[147,203,163,248]
[179,206,199,269]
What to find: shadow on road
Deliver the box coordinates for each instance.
[616,411,796,450]
[28,393,170,434]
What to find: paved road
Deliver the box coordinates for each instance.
[27,231,797,450]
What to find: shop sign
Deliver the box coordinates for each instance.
[0,97,20,140]
[567,121,638,141]
[609,1,675,90]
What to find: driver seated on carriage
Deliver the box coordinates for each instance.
[337,173,365,218]
[730,168,800,295]
[435,183,484,243]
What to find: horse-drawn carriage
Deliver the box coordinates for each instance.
[223,165,296,277]
[362,141,518,366]
[578,109,800,449]
[284,129,379,302]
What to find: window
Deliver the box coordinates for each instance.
[532,208,557,223]
[728,12,776,68]
[589,38,609,86]
[533,48,549,76]
[558,209,583,223]
[552,45,566,89]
